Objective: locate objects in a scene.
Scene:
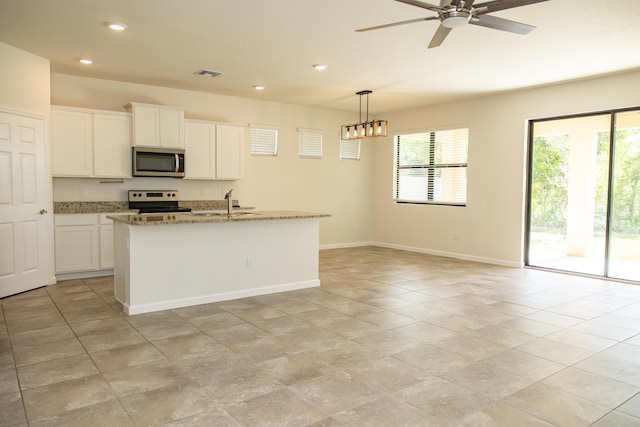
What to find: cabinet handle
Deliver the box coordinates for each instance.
[39,209,48,215]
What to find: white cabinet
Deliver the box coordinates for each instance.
[127,102,184,148]
[99,214,115,269]
[51,106,132,178]
[184,120,244,180]
[54,214,99,273]
[93,114,132,177]
[51,109,93,176]
[184,120,215,179]
[216,124,244,180]
[54,213,125,275]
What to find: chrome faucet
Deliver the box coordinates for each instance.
[225,189,233,214]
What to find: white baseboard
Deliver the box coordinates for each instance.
[371,242,523,268]
[320,241,373,250]
[55,269,114,282]
[123,279,320,315]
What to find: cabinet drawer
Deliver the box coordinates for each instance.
[54,214,98,226]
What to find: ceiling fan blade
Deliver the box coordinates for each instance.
[394,0,443,12]
[356,16,438,32]
[428,24,452,48]
[474,0,548,14]
[470,13,535,34]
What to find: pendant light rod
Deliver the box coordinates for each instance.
[356,90,372,123]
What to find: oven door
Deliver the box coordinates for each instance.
[133,147,185,177]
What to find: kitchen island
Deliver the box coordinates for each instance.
[108,211,329,315]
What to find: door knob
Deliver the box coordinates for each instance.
[39,209,48,214]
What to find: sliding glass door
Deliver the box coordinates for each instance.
[526,108,640,283]
[608,110,640,280]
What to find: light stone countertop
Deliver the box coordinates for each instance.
[53,200,251,214]
[53,201,134,214]
[107,210,330,225]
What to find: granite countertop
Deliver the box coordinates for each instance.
[53,200,250,214]
[107,211,330,225]
[54,201,134,214]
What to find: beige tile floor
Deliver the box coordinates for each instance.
[2,246,640,426]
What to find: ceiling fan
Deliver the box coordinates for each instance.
[356,0,549,48]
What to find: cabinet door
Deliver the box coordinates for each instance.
[93,114,132,178]
[51,109,93,176]
[184,120,215,179]
[132,105,160,147]
[216,124,244,179]
[55,224,99,273]
[99,224,114,269]
[159,108,185,148]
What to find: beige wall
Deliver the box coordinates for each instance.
[372,69,640,266]
[50,74,374,247]
[23,54,640,263]
[0,42,50,115]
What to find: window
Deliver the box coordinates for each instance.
[250,124,278,156]
[298,128,323,158]
[394,128,468,205]
[340,138,360,160]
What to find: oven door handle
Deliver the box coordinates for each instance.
[175,153,180,173]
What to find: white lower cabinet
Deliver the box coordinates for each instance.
[54,213,124,275]
[99,215,115,269]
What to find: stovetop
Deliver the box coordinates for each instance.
[127,190,191,214]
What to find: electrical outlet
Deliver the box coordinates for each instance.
[200,188,206,197]
[80,187,87,197]
[246,256,254,268]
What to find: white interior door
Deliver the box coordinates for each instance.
[0,110,52,298]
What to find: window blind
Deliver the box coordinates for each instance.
[298,128,323,158]
[394,127,468,205]
[340,138,360,160]
[250,125,278,156]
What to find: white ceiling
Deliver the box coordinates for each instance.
[1,0,639,114]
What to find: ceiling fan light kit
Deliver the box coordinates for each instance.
[341,90,388,141]
[441,11,471,28]
[356,0,549,48]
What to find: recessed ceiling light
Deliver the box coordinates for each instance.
[79,59,92,65]
[312,64,328,71]
[105,22,127,31]
[253,85,265,91]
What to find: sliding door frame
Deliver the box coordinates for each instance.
[524,106,640,283]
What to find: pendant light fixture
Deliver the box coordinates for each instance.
[341,90,388,140]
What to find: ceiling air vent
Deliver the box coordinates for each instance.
[195,69,223,77]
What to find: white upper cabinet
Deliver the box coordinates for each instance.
[51,106,132,178]
[216,124,244,180]
[51,109,93,177]
[184,120,215,179]
[93,113,132,178]
[127,102,184,149]
[184,120,244,180]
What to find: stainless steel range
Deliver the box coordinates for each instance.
[127,190,192,214]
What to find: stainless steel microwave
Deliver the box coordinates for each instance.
[132,147,185,178]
